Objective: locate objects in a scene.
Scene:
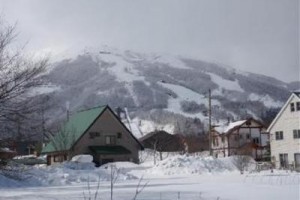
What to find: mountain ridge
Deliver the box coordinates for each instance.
[37,47,298,134]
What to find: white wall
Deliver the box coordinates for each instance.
[269,95,300,168]
[212,119,268,159]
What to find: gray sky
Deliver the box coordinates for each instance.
[1,0,299,82]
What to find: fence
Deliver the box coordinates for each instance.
[135,192,222,200]
[244,173,300,185]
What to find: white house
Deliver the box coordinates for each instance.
[267,92,300,169]
[212,118,268,160]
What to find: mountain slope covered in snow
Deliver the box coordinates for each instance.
[38,47,297,134]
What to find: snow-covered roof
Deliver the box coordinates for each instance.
[214,120,247,134]
[292,92,300,98]
[0,147,15,153]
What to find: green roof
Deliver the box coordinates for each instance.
[42,106,107,153]
[89,146,131,155]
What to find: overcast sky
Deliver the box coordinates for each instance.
[0,0,299,82]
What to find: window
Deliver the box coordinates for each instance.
[295,153,300,168]
[297,102,300,111]
[293,130,300,139]
[290,103,295,112]
[89,132,100,139]
[221,136,225,143]
[252,137,259,144]
[54,155,64,162]
[275,131,284,140]
[234,135,239,141]
[213,137,219,146]
[117,132,122,139]
[279,154,289,168]
[105,136,116,145]
[239,135,243,139]
[246,134,250,139]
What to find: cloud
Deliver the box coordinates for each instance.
[0,0,298,82]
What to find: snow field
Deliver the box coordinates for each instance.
[0,153,299,199]
[147,155,237,175]
[0,161,137,188]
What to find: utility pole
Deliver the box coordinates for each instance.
[208,89,213,156]
[66,101,70,121]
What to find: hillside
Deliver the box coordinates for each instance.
[36,47,297,135]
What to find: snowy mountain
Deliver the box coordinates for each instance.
[38,47,298,134]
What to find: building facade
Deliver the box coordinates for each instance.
[267,92,300,169]
[42,105,143,166]
[212,118,268,160]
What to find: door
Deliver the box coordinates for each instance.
[279,153,288,168]
[294,153,300,168]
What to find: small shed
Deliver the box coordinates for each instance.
[139,130,184,152]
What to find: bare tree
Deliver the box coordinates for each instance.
[132,176,149,200]
[109,164,120,200]
[83,175,101,200]
[233,155,252,174]
[46,125,77,159]
[141,130,184,165]
[0,18,48,144]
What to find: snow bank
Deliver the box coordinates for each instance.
[147,154,254,175]
[0,161,137,188]
[0,153,258,188]
[71,154,93,163]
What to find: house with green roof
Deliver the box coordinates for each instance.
[42,105,143,166]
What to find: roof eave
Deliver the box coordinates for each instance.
[267,93,298,132]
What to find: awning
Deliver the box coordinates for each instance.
[89,146,131,155]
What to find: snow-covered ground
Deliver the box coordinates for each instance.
[0,153,299,200]
[248,93,283,108]
[158,82,220,121]
[207,72,244,93]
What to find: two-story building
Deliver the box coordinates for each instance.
[267,92,300,169]
[42,105,144,166]
[212,118,268,160]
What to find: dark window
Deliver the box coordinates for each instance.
[117,132,122,139]
[295,153,300,168]
[290,103,295,112]
[234,135,239,141]
[221,136,225,143]
[275,131,284,140]
[246,134,250,139]
[246,121,251,126]
[89,132,100,139]
[297,102,300,111]
[105,136,116,145]
[252,137,259,144]
[293,130,300,139]
[279,154,289,168]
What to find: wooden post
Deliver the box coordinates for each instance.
[259,128,262,160]
[227,134,230,156]
[111,165,113,200]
